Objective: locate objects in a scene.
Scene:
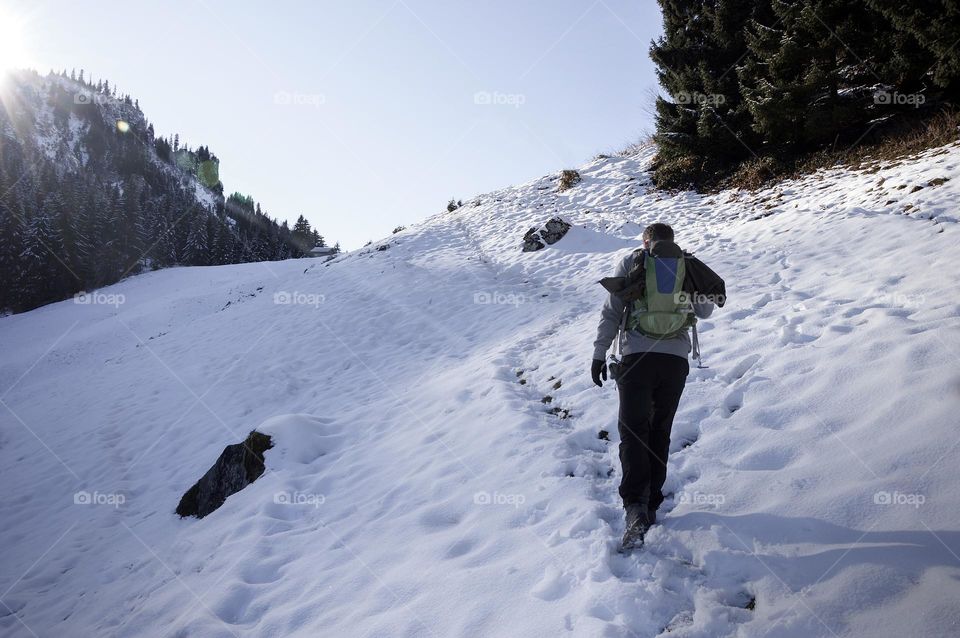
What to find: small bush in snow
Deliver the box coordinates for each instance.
[558,169,581,191]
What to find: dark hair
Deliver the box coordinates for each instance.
[642,223,674,243]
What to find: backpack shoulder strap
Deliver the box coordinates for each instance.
[615,248,646,355]
[625,248,646,281]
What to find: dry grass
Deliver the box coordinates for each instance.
[615,139,655,158]
[558,169,581,191]
[725,109,960,191]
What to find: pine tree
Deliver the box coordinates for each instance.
[0,200,25,311]
[20,209,66,308]
[118,178,145,273]
[73,190,99,285]
[50,193,84,294]
[184,210,209,266]
[148,213,173,269]
[741,0,896,153]
[211,222,232,265]
[291,214,313,253]
[649,0,764,187]
[94,189,124,284]
[866,0,960,98]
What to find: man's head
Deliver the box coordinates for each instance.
[642,223,674,249]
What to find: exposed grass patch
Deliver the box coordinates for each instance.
[649,109,960,193]
[558,169,581,191]
[724,109,960,191]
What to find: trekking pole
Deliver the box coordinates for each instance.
[692,323,708,369]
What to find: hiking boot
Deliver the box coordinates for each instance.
[621,504,650,551]
[624,503,644,527]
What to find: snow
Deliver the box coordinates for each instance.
[190,177,219,210]
[2,142,960,637]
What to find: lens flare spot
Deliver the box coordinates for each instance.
[116,120,130,133]
[198,160,220,187]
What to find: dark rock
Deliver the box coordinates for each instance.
[522,227,545,252]
[176,431,273,518]
[541,217,571,245]
[375,244,389,251]
[598,429,609,441]
[521,217,571,252]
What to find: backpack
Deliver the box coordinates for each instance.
[599,240,725,367]
[623,241,696,340]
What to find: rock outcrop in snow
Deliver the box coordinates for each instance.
[522,216,572,252]
[176,431,273,518]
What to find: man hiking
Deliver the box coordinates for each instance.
[591,223,723,550]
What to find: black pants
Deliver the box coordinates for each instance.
[616,352,689,510]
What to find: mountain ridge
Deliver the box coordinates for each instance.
[0,69,327,314]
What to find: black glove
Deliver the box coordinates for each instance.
[591,359,607,387]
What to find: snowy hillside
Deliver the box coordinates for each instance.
[2,143,959,637]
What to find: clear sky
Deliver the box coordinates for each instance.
[5,0,664,249]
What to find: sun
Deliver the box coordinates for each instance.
[0,7,32,75]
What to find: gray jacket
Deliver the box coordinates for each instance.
[593,251,714,361]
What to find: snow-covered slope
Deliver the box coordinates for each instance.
[2,144,959,637]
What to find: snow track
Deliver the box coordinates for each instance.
[2,144,960,637]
